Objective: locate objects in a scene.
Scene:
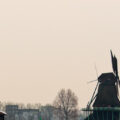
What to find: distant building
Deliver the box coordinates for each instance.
[5,105,40,120]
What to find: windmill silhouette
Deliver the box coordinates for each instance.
[84,51,120,120]
[87,50,120,108]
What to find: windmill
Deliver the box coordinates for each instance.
[87,50,120,108]
[83,51,120,120]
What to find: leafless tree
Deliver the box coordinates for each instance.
[53,89,78,120]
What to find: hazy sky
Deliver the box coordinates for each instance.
[0,0,120,108]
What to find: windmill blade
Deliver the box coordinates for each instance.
[87,82,99,108]
[114,56,118,76]
[110,50,118,77]
[87,79,97,84]
[111,50,115,73]
[110,50,120,95]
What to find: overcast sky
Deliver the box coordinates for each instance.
[0,0,120,108]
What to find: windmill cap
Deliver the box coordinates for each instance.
[98,72,117,83]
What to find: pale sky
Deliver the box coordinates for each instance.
[0,0,120,108]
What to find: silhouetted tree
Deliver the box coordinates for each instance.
[53,89,78,120]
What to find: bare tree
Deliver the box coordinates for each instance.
[53,89,78,120]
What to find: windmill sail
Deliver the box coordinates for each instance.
[111,50,119,96]
[111,50,118,77]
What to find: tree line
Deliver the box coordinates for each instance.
[0,89,85,120]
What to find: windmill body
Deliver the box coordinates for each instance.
[93,72,120,107]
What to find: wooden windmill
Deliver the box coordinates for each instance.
[83,51,120,120]
[87,50,120,108]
